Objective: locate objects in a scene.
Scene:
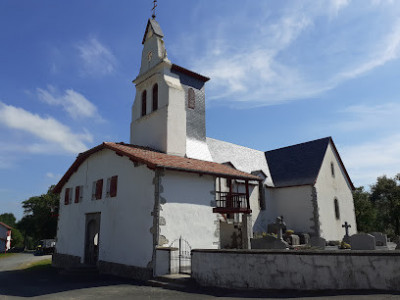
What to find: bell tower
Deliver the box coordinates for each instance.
[130,18,212,161]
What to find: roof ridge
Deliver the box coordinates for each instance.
[265,137,331,153]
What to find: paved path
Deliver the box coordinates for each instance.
[0,253,51,272]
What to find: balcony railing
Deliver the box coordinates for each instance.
[213,191,251,214]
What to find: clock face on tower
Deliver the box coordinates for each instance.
[147,51,153,62]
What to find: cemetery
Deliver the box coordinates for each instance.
[191,217,400,291]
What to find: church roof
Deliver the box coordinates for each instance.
[265,137,354,189]
[53,142,261,194]
[207,137,273,186]
[142,19,164,44]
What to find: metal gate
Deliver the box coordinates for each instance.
[170,236,192,274]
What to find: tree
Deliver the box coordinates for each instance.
[370,174,400,236]
[0,213,16,228]
[17,186,59,246]
[353,187,377,233]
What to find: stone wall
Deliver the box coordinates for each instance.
[192,249,400,291]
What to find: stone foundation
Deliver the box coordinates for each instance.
[52,253,81,269]
[98,260,152,281]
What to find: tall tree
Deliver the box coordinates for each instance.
[18,186,59,245]
[370,174,400,236]
[0,213,16,227]
[353,187,376,233]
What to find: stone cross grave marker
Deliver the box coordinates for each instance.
[342,221,351,244]
[370,232,387,246]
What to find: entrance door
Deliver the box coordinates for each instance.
[85,213,101,265]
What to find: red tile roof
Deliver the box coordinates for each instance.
[53,142,261,194]
[0,221,12,230]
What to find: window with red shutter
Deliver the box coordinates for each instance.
[64,188,70,205]
[95,179,103,200]
[110,175,118,197]
[75,186,80,203]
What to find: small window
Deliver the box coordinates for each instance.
[141,90,147,117]
[188,88,195,109]
[64,188,72,205]
[334,198,340,220]
[106,175,118,198]
[92,179,103,200]
[331,162,335,177]
[152,84,158,111]
[75,186,83,203]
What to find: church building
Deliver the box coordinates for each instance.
[53,18,357,279]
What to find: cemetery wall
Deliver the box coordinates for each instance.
[192,249,400,291]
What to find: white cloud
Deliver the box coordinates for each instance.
[337,20,400,80]
[76,37,117,76]
[37,85,101,120]
[179,1,400,107]
[336,102,400,131]
[342,134,400,187]
[0,102,92,154]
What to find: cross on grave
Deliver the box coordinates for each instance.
[342,221,351,236]
[275,216,286,240]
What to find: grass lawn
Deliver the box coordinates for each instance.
[0,253,16,259]
[23,258,52,271]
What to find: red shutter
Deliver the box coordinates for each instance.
[110,176,118,197]
[64,188,70,205]
[95,179,103,200]
[75,186,80,203]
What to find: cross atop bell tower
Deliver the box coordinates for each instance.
[151,0,157,19]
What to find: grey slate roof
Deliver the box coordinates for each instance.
[142,19,164,44]
[264,137,331,188]
[207,137,273,186]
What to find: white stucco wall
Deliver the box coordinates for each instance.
[158,170,219,250]
[315,143,357,241]
[255,185,314,234]
[192,250,400,291]
[56,149,155,268]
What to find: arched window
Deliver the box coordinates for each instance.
[334,198,340,220]
[152,84,158,111]
[141,90,147,117]
[188,88,195,109]
[331,162,335,177]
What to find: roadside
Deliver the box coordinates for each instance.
[0,252,51,272]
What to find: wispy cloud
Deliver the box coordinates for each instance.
[76,37,117,76]
[0,102,93,154]
[178,0,400,107]
[335,102,400,131]
[342,134,400,186]
[37,85,102,120]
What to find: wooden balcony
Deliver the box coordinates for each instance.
[213,191,252,214]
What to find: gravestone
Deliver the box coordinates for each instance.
[284,234,300,246]
[370,232,387,246]
[250,235,289,250]
[310,236,326,249]
[298,233,310,245]
[350,233,376,250]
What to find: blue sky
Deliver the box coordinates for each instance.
[1,0,400,220]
